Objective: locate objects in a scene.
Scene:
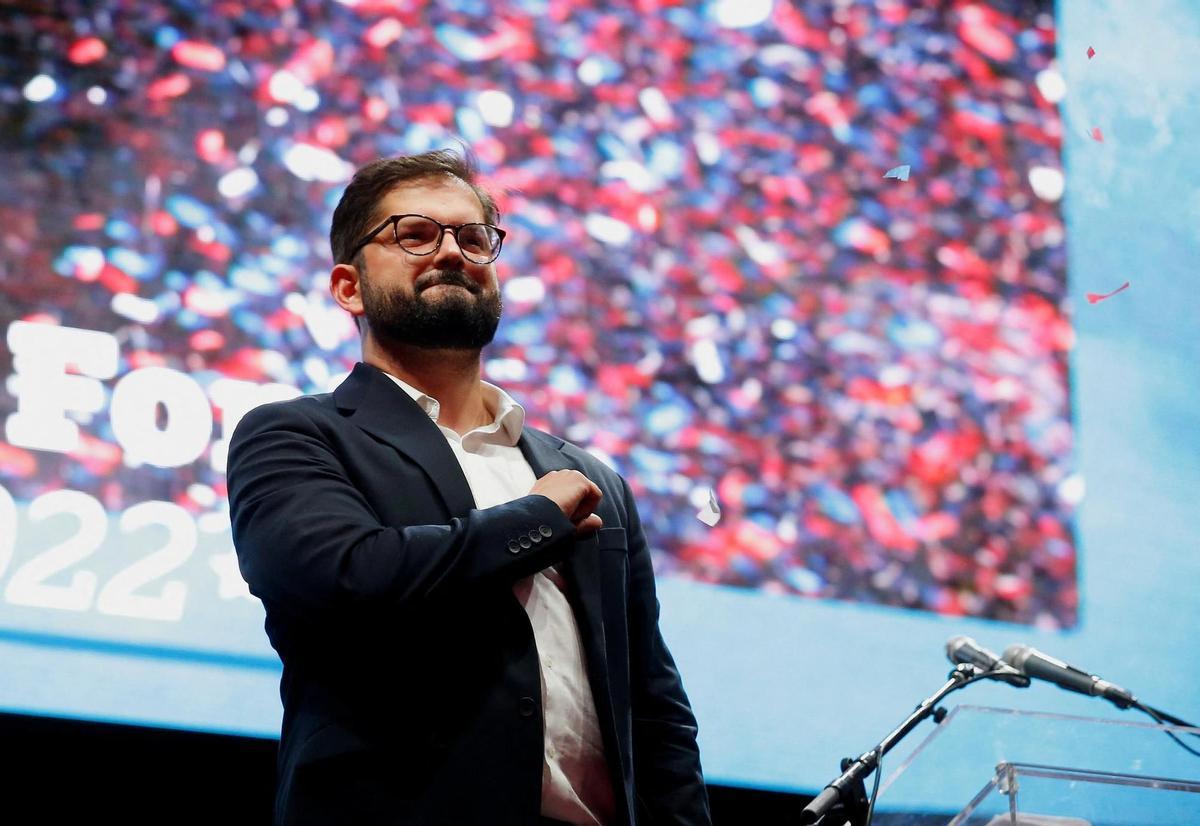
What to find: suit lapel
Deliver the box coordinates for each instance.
[517,431,605,642]
[338,371,625,811]
[333,363,476,517]
[520,431,631,817]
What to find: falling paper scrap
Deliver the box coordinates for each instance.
[883,164,911,182]
[697,488,721,526]
[209,551,256,601]
[1087,46,1096,59]
[1090,127,1104,142]
[1086,281,1130,304]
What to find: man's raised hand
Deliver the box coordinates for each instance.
[529,470,603,536]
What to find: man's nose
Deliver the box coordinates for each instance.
[432,227,466,264]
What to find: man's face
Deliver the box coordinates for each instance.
[356,176,503,350]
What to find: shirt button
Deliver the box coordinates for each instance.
[538,525,553,538]
[546,744,557,760]
[519,535,532,549]
[518,696,537,717]
[507,539,521,554]
[544,655,554,669]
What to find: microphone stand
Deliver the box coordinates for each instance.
[798,663,1010,825]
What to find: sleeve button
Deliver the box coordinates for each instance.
[538,525,553,538]
[507,539,521,554]
[519,535,532,549]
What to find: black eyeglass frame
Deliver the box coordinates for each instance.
[345,213,507,265]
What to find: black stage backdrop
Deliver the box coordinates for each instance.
[0,711,813,824]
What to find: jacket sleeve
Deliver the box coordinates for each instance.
[622,476,712,825]
[226,400,574,620]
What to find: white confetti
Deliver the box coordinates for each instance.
[209,551,257,602]
[697,487,721,527]
[477,89,515,127]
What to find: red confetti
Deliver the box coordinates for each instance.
[364,18,404,49]
[196,128,226,162]
[150,210,178,236]
[127,350,168,369]
[363,97,389,122]
[804,91,851,132]
[67,36,107,65]
[265,308,305,331]
[190,330,226,351]
[72,213,106,231]
[1087,46,1096,59]
[0,442,37,477]
[1090,126,1104,142]
[146,73,191,100]
[188,236,233,264]
[98,263,137,294]
[851,484,918,555]
[74,258,103,282]
[285,39,335,85]
[993,574,1033,602]
[212,348,275,381]
[313,117,349,147]
[1086,281,1130,304]
[957,5,1016,63]
[21,312,58,325]
[916,512,960,543]
[171,40,227,72]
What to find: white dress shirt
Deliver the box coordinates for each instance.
[384,372,615,826]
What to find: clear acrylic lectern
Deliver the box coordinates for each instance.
[869,705,1200,825]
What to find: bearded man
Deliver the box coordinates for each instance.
[226,150,710,826]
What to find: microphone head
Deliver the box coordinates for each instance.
[1002,643,1032,671]
[945,635,973,659]
[943,637,1032,687]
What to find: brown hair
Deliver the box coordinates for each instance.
[329,149,500,268]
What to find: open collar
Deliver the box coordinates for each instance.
[380,372,527,449]
[333,362,573,513]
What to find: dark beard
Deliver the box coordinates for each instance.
[360,268,502,350]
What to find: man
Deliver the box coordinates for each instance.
[227,150,710,825]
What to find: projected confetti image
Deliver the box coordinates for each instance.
[0,0,1075,629]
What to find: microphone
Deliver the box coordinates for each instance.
[945,636,1030,686]
[1002,644,1136,708]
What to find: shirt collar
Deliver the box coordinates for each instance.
[383,372,525,448]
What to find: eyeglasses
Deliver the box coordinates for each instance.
[347,214,507,265]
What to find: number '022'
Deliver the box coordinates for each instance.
[0,485,197,622]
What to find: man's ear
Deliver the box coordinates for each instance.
[330,263,365,323]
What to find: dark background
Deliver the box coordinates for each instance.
[0,711,813,823]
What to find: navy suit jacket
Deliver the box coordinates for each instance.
[227,362,710,825]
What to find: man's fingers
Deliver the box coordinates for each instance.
[574,513,603,536]
[529,470,603,522]
[576,477,602,509]
[570,485,602,522]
